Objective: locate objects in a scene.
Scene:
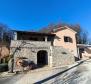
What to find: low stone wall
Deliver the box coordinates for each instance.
[10,40,51,48]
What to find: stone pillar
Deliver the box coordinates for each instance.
[50,46,53,67]
[77,47,80,59]
[14,32,17,40]
[45,36,47,42]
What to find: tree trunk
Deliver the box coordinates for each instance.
[8,58,14,73]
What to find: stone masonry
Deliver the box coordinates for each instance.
[52,46,75,67]
[10,40,75,70]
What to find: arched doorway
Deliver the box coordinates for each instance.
[37,50,48,67]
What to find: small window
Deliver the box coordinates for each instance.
[64,36,73,43]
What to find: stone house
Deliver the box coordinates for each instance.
[52,26,78,59]
[77,44,91,60]
[10,26,78,69]
[0,43,10,63]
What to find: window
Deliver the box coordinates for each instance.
[64,36,73,43]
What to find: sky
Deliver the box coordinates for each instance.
[0,0,91,37]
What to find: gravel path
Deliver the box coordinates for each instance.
[49,60,91,84]
[0,60,91,84]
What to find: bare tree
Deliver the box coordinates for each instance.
[39,23,80,33]
[76,26,88,44]
[0,23,13,44]
[39,23,88,44]
[0,23,13,58]
[8,41,27,73]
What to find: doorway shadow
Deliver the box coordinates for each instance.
[37,50,48,68]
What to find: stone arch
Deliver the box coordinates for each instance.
[37,50,48,67]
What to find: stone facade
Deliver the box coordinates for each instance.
[52,46,75,67]
[10,40,51,68]
[10,40,75,69]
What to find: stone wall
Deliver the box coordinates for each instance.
[10,40,51,69]
[10,40,75,70]
[52,46,75,67]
